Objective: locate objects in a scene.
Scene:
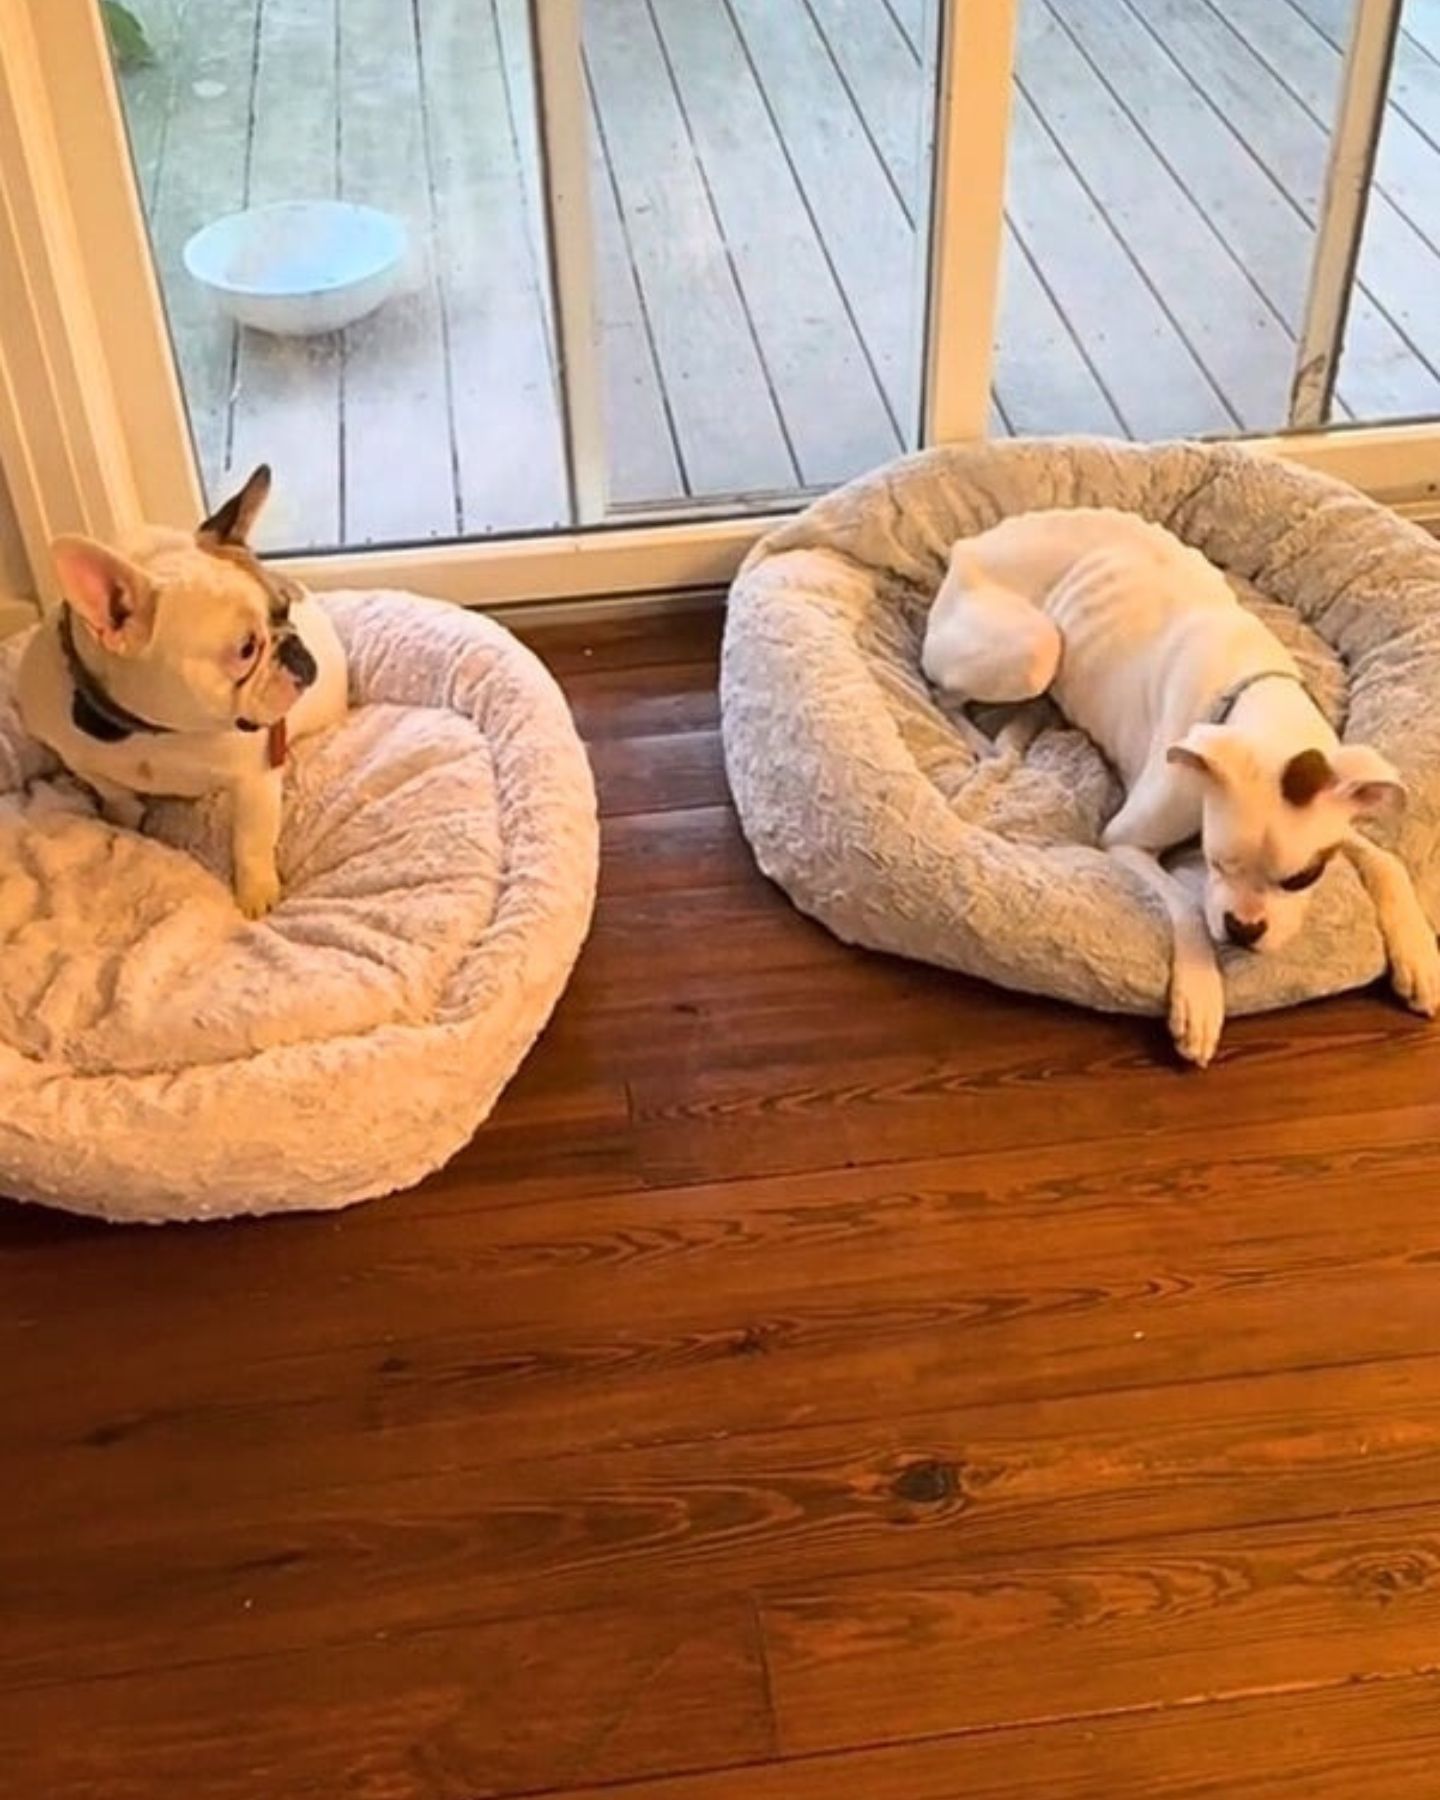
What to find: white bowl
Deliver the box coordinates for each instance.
[182,201,409,336]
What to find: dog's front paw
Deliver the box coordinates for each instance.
[1168,959,1225,1068]
[1390,925,1440,1018]
[235,864,282,920]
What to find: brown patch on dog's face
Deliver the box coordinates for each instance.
[1281,748,1333,807]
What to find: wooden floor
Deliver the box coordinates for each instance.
[120,0,1440,551]
[5,606,1440,1795]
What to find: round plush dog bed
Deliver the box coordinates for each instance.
[0,591,597,1222]
[722,438,1440,1018]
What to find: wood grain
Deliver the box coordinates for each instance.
[4,606,1440,1795]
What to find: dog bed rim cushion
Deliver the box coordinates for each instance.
[721,436,1440,1020]
[0,589,598,1222]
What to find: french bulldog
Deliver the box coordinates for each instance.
[17,464,347,918]
[922,505,1440,1066]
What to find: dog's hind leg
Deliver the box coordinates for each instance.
[922,555,1062,707]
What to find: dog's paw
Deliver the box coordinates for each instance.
[235,865,281,920]
[1390,926,1440,1018]
[1168,960,1225,1068]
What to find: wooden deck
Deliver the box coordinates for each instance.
[119,0,1440,551]
[7,605,1440,1796]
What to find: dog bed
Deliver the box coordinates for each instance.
[722,437,1440,1018]
[0,591,598,1222]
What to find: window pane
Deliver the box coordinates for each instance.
[996,0,1366,439]
[105,0,942,550]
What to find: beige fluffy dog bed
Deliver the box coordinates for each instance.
[0,591,597,1222]
[722,438,1440,1018]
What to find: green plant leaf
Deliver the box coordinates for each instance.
[104,2,155,70]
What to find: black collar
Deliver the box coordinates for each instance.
[59,609,173,743]
[1208,668,1309,726]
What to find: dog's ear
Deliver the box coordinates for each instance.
[198,463,271,547]
[1167,724,1249,785]
[1280,748,1334,807]
[1330,743,1406,815]
[50,536,158,653]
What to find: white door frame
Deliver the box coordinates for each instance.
[3,0,1440,614]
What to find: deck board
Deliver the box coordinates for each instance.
[727,0,920,434]
[420,0,568,535]
[649,0,900,487]
[229,0,342,550]
[140,0,256,495]
[584,0,797,499]
[1006,87,1232,438]
[1020,2,1286,431]
[335,0,456,544]
[124,0,1440,549]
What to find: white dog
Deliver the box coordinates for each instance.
[17,465,347,918]
[922,507,1440,1065]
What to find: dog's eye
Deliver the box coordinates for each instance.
[1278,861,1324,893]
[238,632,260,663]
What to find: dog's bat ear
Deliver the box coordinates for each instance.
[1167,724,1241,784]
[1330,744,1406,815]
[198,463,272,546]
[50,536,158,653]
[1280,748,1333,807]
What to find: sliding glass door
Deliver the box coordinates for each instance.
[2,0,1436,602]
[97,0,946,552]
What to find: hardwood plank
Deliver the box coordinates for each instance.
[1005,87,1231,437]
[10,1336,1440,1683]
[583,0,796,498]
[649,0,900,485]
[0,1596,771,1800]
[600,804,756,894]
[10,610,1440,1798]
[563,658,721,739]
[587,726,729,815]
[397,1675,1440,1799]
[627,987,1440,1183]
[337,0,456,543]
[420,0,568,537]
[516,600,723,675]
[7,1109,1440,1531]
[762,1509,1440,1753]
[228,0,342,551]
[522,1670,1440,1800]
[726,0,921,429]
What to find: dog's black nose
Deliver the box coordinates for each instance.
[276,632,317,688]
[1224,912,1267,949]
